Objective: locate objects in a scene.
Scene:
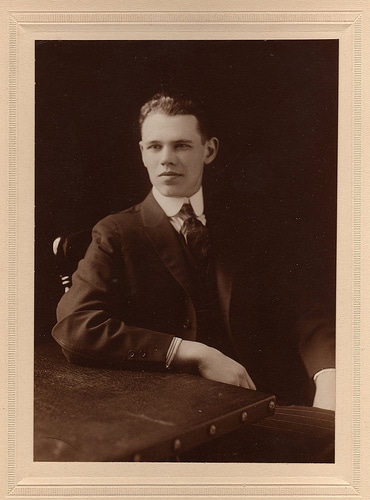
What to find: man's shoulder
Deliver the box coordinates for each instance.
[96,202,144,229]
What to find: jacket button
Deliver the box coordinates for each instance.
[183,319,191,329]
[128,350,135,358]
[139,350,147,358]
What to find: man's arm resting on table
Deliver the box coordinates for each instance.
[171,339,256,390]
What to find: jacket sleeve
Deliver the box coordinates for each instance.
[296,302,335,379]
[52,217,174,369]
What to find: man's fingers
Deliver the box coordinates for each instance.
[239,370,256,390]
[246,372,256,390]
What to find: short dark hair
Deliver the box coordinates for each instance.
[139,93,212,141]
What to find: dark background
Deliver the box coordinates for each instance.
[35,40,338,342]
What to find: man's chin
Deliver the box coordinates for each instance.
[155,185,187,198]
[154,181,201,199]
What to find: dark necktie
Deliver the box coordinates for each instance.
[179,203,210,261]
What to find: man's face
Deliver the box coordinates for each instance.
[139,113,218,198]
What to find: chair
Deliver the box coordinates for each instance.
[53,229,92,292]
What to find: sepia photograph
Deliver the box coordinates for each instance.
[34,39,337,463]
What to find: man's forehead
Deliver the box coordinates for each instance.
[141,113,201,140]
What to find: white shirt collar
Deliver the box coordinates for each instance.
[152,187,204,217]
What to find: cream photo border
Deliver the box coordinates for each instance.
[1,1,369,499]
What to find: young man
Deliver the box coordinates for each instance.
[52,93,335,461]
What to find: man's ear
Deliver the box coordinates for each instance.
[139,141,147,165]
[204,137,219,165]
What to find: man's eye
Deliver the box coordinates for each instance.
[148,145,161,150]
[176,143,190,149]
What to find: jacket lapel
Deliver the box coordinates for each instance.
[141,192,192,295]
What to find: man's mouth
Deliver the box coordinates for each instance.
[159,171,182,177]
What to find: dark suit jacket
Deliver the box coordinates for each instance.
[52,190,335,404]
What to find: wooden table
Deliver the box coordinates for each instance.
[34,341,275,461]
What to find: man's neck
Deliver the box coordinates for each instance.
[152,187,204,217]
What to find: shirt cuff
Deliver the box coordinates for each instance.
[313,368,336,411]
[165,337,183,369]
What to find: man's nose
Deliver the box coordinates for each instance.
[160,146,176,166]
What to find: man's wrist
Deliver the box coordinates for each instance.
[171,339,209,369]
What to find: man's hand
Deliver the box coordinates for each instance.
[172,340,256,390]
